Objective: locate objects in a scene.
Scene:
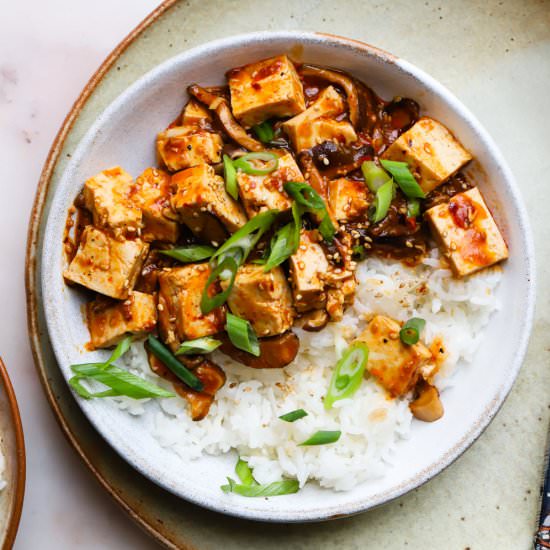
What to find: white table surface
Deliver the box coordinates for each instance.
[1,1,160,547]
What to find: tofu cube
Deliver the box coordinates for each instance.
[289,230,329,312]
[357,315,432,397]
[158,265,226,351]
[283,86,356,152]
[237,152,302,217]
[63,226,149,299]
[425,187,508,277]
[157,126,223,172]
[228,55,306,127]
[83,167,142,237]
[171,164,247,244]
[181,99,213,129]
[222,264,295,337]
[131,167,180,243]
[86,291,157,349]
[382,117,472,194]
[328,178,370,222]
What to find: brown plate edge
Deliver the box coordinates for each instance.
[0,359,26,550]
[24,1,183,548]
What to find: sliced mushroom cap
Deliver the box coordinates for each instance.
[219,331,299,369]
[145,343,226,421]
[299,309,329,332]
[188,84,263,152]
[409,381,444,422]
[301,64,360,128]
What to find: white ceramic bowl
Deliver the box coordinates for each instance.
[41,31,535,522]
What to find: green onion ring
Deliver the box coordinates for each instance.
[225,312,260,356]
[223,154,239,200]
[399,317,426,345]
[380,159,426,199]
[233,152,279,176]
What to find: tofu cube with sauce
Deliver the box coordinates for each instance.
[63,226,149,299]
[282,86,357,152]
[289,230,329,312]
[181,99,213,129]
[425,187,508,277]
[83,167,142,237]
[382,117,472,194]
[158,265,226,351]
[222,264,295,337]
[171,164,247,244]
[228,54,306,127]
[237,152,303,218]
[131,167,180,243]
[86,291,157,349]
[357,315,432,397]
[157,126,223,172]
[328,178,370,222]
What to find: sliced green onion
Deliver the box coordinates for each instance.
[160,244,216,263]
[69,363,174,400]
[233,152,279,176]
[279,409,308,422]
[147,335,204,391]
[221,477,299,497]
[299,430,341,446]
[324,342,369,410]
[223,154,238,200]
[175,336,222,356]
[235,458,258,486]
[200,255,239,314]
[370,179,394,223]
[283,181,326,211]
[252,121,275,143]
[263,203,302,271]
[399,317,426,345]
[284,182,335,243]
[352,244,367,261]
[225,313,260,356]
[407,198,421,218]
[102,335,133,367]
[380,159,426,199]
[318,213,336,243]
[361,160,391,192]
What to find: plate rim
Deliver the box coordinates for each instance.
[0,358,26,550]
[26,5,536,530]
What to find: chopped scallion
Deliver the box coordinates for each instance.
[223,154,238,200]
[380,159,426,199]
[160,244,216,263]
[233,152,279,175]
[399,317,426,345]
[406,198,421,219]
[221,477,299,497]
[235,458,258,486]
[299,430,341,446]
[252,121,275,143]
[370,179,394,223]
[279,409,308,422]
[225,313,260,356]
[175,337,222,356]
[361,160,391,192]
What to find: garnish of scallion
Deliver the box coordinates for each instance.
[279,409,308,422]
[223,154,239,200]
[252,121,275,143]
[160,244,216,263]
[225,313,260,356]
[68,336,175,400]
[369,179,394,223]
[263,202,302,271]
[175,336,221,356]
[299,430,341,446]
[380,159,426,199]
[399,317,426,345]
[233,152,279,175]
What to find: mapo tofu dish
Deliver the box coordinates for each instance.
[63,54,508,432]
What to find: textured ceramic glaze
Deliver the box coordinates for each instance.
[39,31,535,523]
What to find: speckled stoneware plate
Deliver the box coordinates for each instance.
[37,29,535,522]
[0,359,25,549]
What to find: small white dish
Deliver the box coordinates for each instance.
[41,31,535,522]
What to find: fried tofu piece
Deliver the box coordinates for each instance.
[357,315,432,397]
[83,167,142,237]
[63,226,149,299]
[86,291,157,349]
[425,187,508,277]
[181,99,213,129]
[171,164,247,244]
[328,178,370,222]
[157,126,223,172]
[289,230,329,312]
[157,265,226,351]
[237,152,302,217]
[382,117,472,194]
[222,264,295,337]
[228,54,306,127]
[282,86,357,152]
[131,167,180,243]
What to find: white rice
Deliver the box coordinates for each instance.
[117,250,502,491]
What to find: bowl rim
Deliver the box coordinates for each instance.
[0,358,26,549]
[30,27,536,524]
